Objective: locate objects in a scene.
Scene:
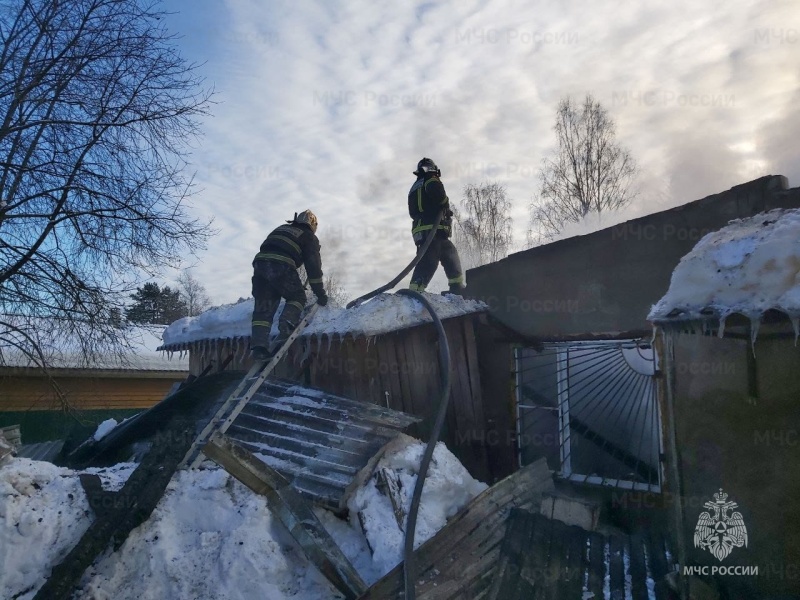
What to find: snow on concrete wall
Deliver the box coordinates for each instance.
[649,208,800,339]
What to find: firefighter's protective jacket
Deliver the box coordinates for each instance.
[408,174,453,242]
[253,223,325,295]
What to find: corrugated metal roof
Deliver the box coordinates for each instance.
[16,439,65,462]
[223,378,420,511]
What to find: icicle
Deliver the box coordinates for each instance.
[701,319,711,337]
[792,316,800,347]
[749,315,760,356]
[301,340,312,364]
[717,314,728,339]
[327,333,334,353]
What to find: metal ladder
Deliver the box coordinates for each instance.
[179,303,320,470]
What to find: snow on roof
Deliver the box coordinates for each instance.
[648,208,800,333]
[2,326,189,372]
[160,292,488,350]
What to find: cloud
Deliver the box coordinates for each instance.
[158,0,800,305]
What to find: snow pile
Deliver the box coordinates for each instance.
[0,435,486,598]
[348,433,489,579]
[92,419,118,442]
[0,459,126,599]
[649,209,800,332]
[161,292,488,349]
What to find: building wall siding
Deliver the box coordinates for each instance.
[0,375,182,411]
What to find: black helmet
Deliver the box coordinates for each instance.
[413,157,440,177]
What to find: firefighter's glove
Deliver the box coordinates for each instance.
[316,292,329,307]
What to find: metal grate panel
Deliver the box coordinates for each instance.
[515,340,662,491]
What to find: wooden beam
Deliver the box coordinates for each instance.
[358,457,554,600]
[375,466,406,531]
[202,432,367,600]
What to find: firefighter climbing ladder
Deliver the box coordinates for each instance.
[179,303,320,470]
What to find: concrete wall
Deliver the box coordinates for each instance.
[467,175,800,339]
[671,332,800,597]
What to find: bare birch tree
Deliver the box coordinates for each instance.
[530,93,637,241]
[176,270,212,317]
[0,0,213,380]
[453,182,513,269]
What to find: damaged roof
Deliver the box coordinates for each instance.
[68,372,418,512]
[648,208,800,334]
[158,292,488,352]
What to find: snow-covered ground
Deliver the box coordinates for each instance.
[0,435,487,599]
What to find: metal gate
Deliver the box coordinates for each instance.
[514,340,662,491]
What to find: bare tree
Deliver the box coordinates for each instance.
[176,270,212,317]
[0,0,213,378]
[530,93,637,241]
[296,265,347,307]
[323,272,348,307]
[453,182,513,269]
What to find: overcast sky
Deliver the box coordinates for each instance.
[158,0,800,306]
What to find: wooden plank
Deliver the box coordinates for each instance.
[203,432,367,599]
[544,518,565,600]
[462,318,491,479]
[462,318,485,425]
[516,512,545,600]
[374,336,401,414]
[452,318,489,480]
[526,512,552,600]
[359,458,553,600]
[587,531,605,600]
[628,532,648,600]
[646,529,670,600]
[559,524,586,600]
[388,332,410,413]
[307,336,327,390]
[348,337,367,403]
[487,509,536,600]
[609,534,625,600]
[351,336,369,404]
[361,337,380,407]
[376,467,406,531]
[445,320,477,470]
[421,543,503,600]
[401,328,428,436]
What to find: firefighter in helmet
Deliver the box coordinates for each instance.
[408,158,466,294]
[250,209,327,360]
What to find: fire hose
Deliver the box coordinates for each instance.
[344,211,451,600]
